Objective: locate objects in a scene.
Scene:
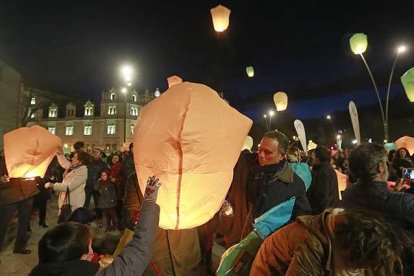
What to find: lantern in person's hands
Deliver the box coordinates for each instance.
[134,82,252,229]
[167,75,183,88]
[395,136,414,155]
[4,125,61,178]
[242,136,253,151]
[401,67,414,102]
[273,92,288,111]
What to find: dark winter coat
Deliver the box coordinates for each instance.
[87,158,108,190]
[342,181,414,231]
[307,161,340,215]
[242,159,311,237]
[95,180,117,209]
[30,201,159,276]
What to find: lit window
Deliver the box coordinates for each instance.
[132,95,137,102]
[84,125,92,135]
[108,106,117,115]
[66,126,74,136]
[107,123,116,134]
[48,126,56,134]
[110,93,116,100]
[85,107,93,116]
[49,106,57,118]
[130,107,138,116]
[31,97,36,105]
[130,124,134,134]
[30,112,35,118]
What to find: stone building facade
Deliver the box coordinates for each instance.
[27,87,157,153]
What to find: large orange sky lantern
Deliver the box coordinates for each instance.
[134,82,252,230]
[4,125,61,178]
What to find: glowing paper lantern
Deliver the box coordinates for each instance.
[167,75,183,88]
[242,136,253,151]
[210,5,231,32]
[401,67,414,102]
[134,82,252,229]
[349,33,368,55]
[384,142,397,152]
[307,140,318,151]
[395,136,414,155]
[4,125,61,178]
[246,66,254,78]
[273,92,288,111]
[335,169,349,200]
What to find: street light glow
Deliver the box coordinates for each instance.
[326,115,331,120]
[397,45,407,54]
[263,114,267,118]
[120,65,134,83]
[269,110,275,116]
[352,139,358,144]
[121,87,127,93]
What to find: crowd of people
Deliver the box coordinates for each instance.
[1,131,414,275]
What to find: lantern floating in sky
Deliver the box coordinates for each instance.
[134,82,252,230]
[4,125,61,178]
[401,67,414,102]
[273,91,288,111]
[167,75,183,88]
[349,33,368,55]
[210,4,231,32]
[246,66,254,78]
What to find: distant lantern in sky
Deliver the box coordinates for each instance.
[134,82,252,229]
[167,75,183,88]
[349,33,368,55]
[4,125,61,178]
[401,67,414,102]
[246,66,254,77]
[210,4,231,32]
[273,91,288,111]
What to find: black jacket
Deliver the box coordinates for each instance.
[307,161,339,215]
[342,181,414,231]
[86,158,108,189]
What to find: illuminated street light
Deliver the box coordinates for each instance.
[326,115,331,120]
[119,65,134,146]
[350,33,408,142]
[121,87,127,93]
[120,65,134,83]
[352,139,358,145]
[268,110,275,130]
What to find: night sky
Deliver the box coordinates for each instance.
[1,0,414,140]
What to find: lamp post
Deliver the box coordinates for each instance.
[120,65,134,146]
[349,33,407,142]
[268,110,275,130]
[326,114,337,145]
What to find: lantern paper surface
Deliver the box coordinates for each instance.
[307,140,317,151]
[167,75,183,88]
[349,33,368,55]
[134,82,252,230]
[242,136,253,151]
[335,169,348,200]
[349,101,361,145]
[384,143,397,152]
[401,67,414,102]
[395,136,414,155]
[246,66,254,78]
[4,125,61,178]
[294,120,307,152]
[210,5,231,32]
[273,92,288,111]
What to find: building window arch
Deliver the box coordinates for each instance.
[49,104,58,118]
[110,93,116,100]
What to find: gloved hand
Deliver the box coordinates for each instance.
[144,175,161,203]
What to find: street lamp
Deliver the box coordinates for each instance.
[268,110,275,130]
[263,114,268,131]
[349,33,408,142]
[120,65,135,146]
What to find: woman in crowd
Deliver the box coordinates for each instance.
[45,148,90,216]
[393,147,413,178]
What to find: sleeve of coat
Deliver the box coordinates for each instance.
[98,201,160,276]
[286,237,325,275]
[53,166,87,192]
[292,175,312,218]
[57,154,71,170]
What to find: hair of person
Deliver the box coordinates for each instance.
[129,142,133,151]
[396,147,409,158]
[68,208,95,225]
[73,141,85,151]
[335,210,408,274]
[38,222,90,263]
[387,149,396,162]
[349,143,386,183]
[314,146,331,162]
[263,130,289,152]
[76,151,91,165]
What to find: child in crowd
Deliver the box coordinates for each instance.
[95,169,118,232]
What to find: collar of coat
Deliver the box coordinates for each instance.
[257,159,295,184]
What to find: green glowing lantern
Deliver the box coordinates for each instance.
[349,33,368,55]
[246,66,254,77]
[401,67,414,102]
